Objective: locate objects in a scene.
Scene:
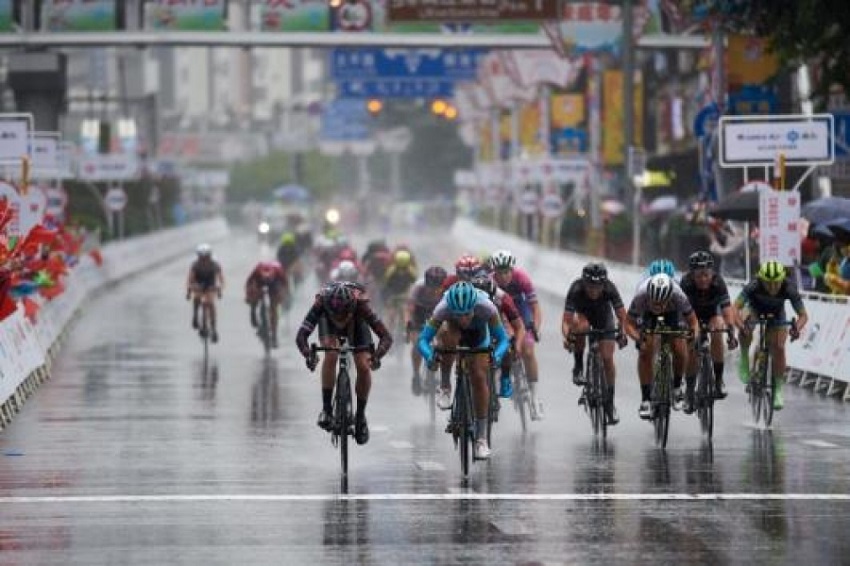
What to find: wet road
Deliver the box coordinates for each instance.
[1,230,850,565]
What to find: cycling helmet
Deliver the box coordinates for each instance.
[323,282,357,314]
[445,281,478,314]
[648,258,676,277]
[581,262,608,284]
[338,248,357,262]
[424,265,448,287]
[688,250,714,270]
[647,273,674,304]
[280,232,296,246]
[258,260,278,277]
[196,243,212,257]
[455,254,482,280]
[335,260,359,281]
[393,249,412,268]
[757,260,786,282]
[471,275,496,298]
[489,249,517,270]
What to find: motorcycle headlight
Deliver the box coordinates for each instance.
[258,221,270,234]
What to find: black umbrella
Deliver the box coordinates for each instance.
[809,223,835,241]
[709,189,760,222]
[801,197,850,225]
[827,218,850,241]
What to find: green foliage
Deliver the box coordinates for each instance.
[228,150,342,203]
[720,0,850,101]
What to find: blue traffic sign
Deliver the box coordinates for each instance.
[330,48,486,81]
[832,112,850,158]
[339,79,454,99]
[320,99,370,142]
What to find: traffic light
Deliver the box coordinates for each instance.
[444,105,458,121]
[367,99,383,115]
[430,99,448,116]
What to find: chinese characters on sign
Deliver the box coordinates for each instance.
[759,189,801,266]
[387,0,559,23]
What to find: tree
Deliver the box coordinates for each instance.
[717,0,850,103]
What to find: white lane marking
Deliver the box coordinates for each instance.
[802,439,839,448]
[1,493,849,504]
[389,440,413,449]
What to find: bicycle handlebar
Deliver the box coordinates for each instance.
[569,327,621,339]
[311,343,374,354]
[434,346,493,356]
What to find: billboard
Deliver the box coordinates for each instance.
[148,0,227,30]
[40,0,117,31]
[258,0,329,32]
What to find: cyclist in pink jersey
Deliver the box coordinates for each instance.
[490,249,543,420]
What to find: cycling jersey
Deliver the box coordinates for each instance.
[408,281,444,327]
[276,244,299,269]
[564,279,624,331]
[735,279,805,320]
[628,277,693,326]
[190,259,221,291]
[679,271,731,322]
[296,284,392,357]
[496,267,538,328]
[417,290,510,361]
[383,264,417,297]
[490,287,522,324]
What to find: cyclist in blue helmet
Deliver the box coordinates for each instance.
[649,258,676,278]
[417,281,510,460]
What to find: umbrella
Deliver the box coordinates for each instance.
[272,184,311,202]
[645,195,678,214]
[802,197,850,225]
[809,223,835,241]
[826,218,850,241]
[709,189,761,222]
[601,199,626,215]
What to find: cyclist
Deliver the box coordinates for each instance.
[470,274,526,398]
[733,260,808,410]
[382,249,418,333]
[276,231,304,286]
[186,243,224,342]
[561,262,629,425]
[330,259,363,284]
[417,281,510,460]
[679,250,739,411]
[295,281,393,444]
[245,259,288,348]
[406,266,448,393]
[636,258,677,290]
[490,249,544,420]
[625,273,700,420]
[441,254,486,291]
[361,239,392,301]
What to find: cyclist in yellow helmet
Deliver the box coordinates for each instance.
[733,260,808,410]
[382,248,419,343]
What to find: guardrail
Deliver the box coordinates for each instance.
[0,218,230,429]
[453,217,849,403]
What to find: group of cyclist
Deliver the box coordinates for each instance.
[189,232,808,462]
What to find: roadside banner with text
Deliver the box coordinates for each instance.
[759,189,801,266]
[148,0,226,30]
[40,0,117,31]
[259,0,330,32]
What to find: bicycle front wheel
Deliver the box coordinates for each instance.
[750,353,767,426]
[652,352,672,449]
[586,352,603,436]
[697,353,714,439]
[334,372,352,479]
[513,360,529,432]
[455,376,474,477]
[763,370,775,427]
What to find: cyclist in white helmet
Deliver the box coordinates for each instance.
[186,243,224,342]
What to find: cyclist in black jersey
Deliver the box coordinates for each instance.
[186,243,224,342]
[561,263,629,424]
[679,251,739,411]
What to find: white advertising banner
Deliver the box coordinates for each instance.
[758,189,801,266]
[78,154,139,181]
[539,191,565,218]
[720,115,833,166]
[0,117,31,162]
[31,135,59,178]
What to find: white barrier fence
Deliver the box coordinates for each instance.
[0,218,229,428]
[453,217,850,402]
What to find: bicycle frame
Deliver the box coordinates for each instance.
[643,324,691,449]
[571,328,618,438]
[435,345,492,480]
[311,339,373,490]
[746,315,793,427]
[257,285,274,354]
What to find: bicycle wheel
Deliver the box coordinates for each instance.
[750,353,767,425]
[424,367,437,422]
[585,351,602,435]
[697,352,715,439]
[763,365,775,427]
[653,351,672,449]
[595,354,608,439]
[259,299,271,354]
[335,371,352,480]
[486,367,499,446]
[513,359,529,432]
[200,302,210,357]
[454,376,473,477]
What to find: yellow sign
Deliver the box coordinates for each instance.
[519,101,541,155]
[602,70,643,166]
[551,94,584,128]
[727,34,779,87]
